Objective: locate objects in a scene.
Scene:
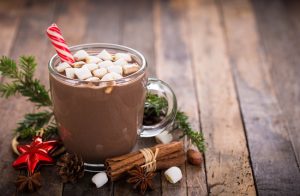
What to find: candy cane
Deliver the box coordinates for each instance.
[46,23,75,64]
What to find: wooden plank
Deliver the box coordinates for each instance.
[113,0,161,195]
[186,0,256,195]
[154,0,208,195]
[54,0,88,46]
[84,0,122,44]
[220,0,300,194]
[63,172,114,196]
[0,1,59,195]
[120,0,156,77]
[0,0,22,56]
[283,0,300,166]
[251,0,300,165]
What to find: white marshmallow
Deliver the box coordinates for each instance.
[93,68,108,78]
[114,58,127,67]
[73,50,89,61]
[72,61,85,68]
[107,65,123,75]
[65,68,76,79]
[155,131,173,144]
[85,77,100,82]
[91,172,108,188]
[115,53,132,62]
[164,167,182,184]
[82,63,98,71]
[85,56,102,64]
[97,49,113,61]
[55,62,70,72]
[74,67,92,80]
[98,60,114,69]
[123,63,140,75]
[101,72,123,81]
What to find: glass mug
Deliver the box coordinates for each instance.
[48,43,177,171]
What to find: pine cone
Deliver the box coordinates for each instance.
[57,153,84,183]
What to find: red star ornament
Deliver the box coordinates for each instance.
[12,136,58,174]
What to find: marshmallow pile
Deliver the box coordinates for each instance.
[55,49,140,82]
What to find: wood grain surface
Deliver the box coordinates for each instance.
[0,0,299,195]
[154,0,207,195]
[221,0,300,195]
[252,0,300,166]
[187,0,255,195]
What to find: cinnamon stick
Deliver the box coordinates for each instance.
[106,142,183,171]
[106,141,186,181]
[106,142,183,170]
[108,150,184,177]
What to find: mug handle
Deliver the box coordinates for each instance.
[140,78,177,137]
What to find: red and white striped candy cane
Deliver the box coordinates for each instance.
[46,23,75,64]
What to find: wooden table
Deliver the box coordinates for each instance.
[1,0,300,195]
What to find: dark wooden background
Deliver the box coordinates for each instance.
[0,0,300,195]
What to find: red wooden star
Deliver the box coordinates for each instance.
[12,136,58,174]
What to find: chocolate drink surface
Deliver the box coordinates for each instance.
[49,49,147,163]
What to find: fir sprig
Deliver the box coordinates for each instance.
[0,56,56,139]
[175,111,205,153]
[0,56,52,107]
[44,122,59,139]
[144,93,168,116]
[143,93,168,125]
[144,94,206,153]
[15,111,53,139]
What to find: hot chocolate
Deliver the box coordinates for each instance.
[49,46,147,163]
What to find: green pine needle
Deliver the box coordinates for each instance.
[19,56,37,81]
[175,111,205,153]
[15,111,53,139]
[144,93,168,116]
[0,56,56,139]
[0,56,19,78]
[44,122,59,139]
[0,56,52,107]
[0,82,19,98]
[144,94,206,153]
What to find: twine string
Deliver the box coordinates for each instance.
[140,148,159,172]
[36,128,44,137]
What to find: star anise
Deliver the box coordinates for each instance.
[127,165,156,194]
[16,172,42,192]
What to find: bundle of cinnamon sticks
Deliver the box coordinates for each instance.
[105,141,185,181]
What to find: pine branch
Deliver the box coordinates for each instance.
[144,93,168,116]
[144,94,206,153]
[16,111,53,139]
[0,56,57,139]
[0,56,19,78]
[0,56,52,107]
[18,79,52,107]
[19,56,37,81]
[143,93,168,125]
[44,121,59,139]
[0,82,19,98]
[175,111,205,153]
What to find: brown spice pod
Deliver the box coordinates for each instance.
[187,149,203,166]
